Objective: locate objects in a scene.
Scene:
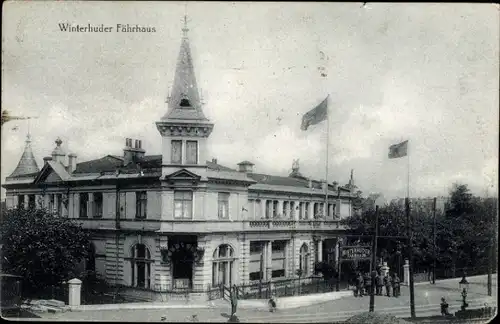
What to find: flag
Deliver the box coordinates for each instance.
[301,96,328,131]
[388,140,408,159]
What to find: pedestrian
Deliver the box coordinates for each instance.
[376,272,384,296]
[355,272,364,297]
[384,274,392,297]
[440,297,450,316]
[392,273,400,297]
[364,272,372,296]
[230,285,238,317]
[268,293,277,312]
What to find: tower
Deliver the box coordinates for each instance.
[7,133,40,178]
[156,16,214,177]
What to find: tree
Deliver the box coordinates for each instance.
[1,207,91,297]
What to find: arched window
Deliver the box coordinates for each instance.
[212,244,235,287]
[130,244,152,289]
[299,244,309,275]
[180,98,191,107]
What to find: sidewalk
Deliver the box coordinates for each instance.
[30,274,497,322]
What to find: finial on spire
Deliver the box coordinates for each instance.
[55,137,63,147]
[182,15,189,37]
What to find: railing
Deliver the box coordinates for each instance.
[234,276,338,300]
[247,219,342,230]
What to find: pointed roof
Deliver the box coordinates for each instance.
[8,134,40,178]
[161,16,208,122]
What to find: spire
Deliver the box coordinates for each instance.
[162,15,207,121]
[8,133,40,178]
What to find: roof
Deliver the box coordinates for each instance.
[161,25,208,122]
[8,135,40,178]
[238,160,255,166]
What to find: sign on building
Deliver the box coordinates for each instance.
[341,246,371,260]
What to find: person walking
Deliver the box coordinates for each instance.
[392,273,400,297]
[384,273,392,297]
[230,285,238,317]
[355,272,364,297]
[440,297,450,316]
[376,272,384,296]
[364,272,372,296]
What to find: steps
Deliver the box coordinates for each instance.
[22,299,68,314]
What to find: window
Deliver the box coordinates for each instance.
[298,202,304,219]
[186,141,198,164]
[255,199,261,219]
[283,201,289,218]
[218,193,229,219]
[272,200,278,218]
[180,98,191,107]
[17,195,25,209]
[57,194,63,216]
[212,244,235,287]
[80,193,88,218]
[135,191,147,219]
[174,191,193,219]
[28,195,36,209]
[299,244,309,275]
[290,201,296,219]
[93,192,103,218]
[271,241,286,278]
[130,244,152,289]
[304,202,310,219]
[171,140,182,164]
[249,242,264,281]
[314,203,320,218]
[49,194,55,213]
[265,201,272,219]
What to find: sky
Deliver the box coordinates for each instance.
[1,1,499,200]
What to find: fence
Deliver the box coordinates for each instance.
[0,274,22,316]
[233,276,338,300]
[411,265,496,284]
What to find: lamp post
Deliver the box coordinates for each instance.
[459,274,469,311]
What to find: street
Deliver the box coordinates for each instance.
[33,275,496,322]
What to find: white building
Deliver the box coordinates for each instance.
[2,19,355,301]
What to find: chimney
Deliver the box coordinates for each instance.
[212,158,217,164]
[308,179,313,188]
[51,138,66,165]
[43,156,52,165]
[237,161,254,173]
[123,138,145,166]
[68,153,77,173]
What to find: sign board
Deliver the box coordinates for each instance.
[341,246,371,260]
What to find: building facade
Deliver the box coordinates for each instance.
[2,20,354,298]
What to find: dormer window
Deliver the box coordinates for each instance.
[179,98,191,107]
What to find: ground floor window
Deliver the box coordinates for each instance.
[300,243,309,275]
[271,241,286,278]
[212,244,235,287]
[249,241,264,281]
[130,244,152,289]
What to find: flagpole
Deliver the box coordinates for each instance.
[407,140,410,199]
[325,95,329,218]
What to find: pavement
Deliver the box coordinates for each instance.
[27,274,497,322]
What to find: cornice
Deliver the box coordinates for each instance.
[155,121,214,138]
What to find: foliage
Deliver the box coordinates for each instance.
[340,183,497,275]
[314,261,338,283]
[346,312,411,324]
[0,207,91,297]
